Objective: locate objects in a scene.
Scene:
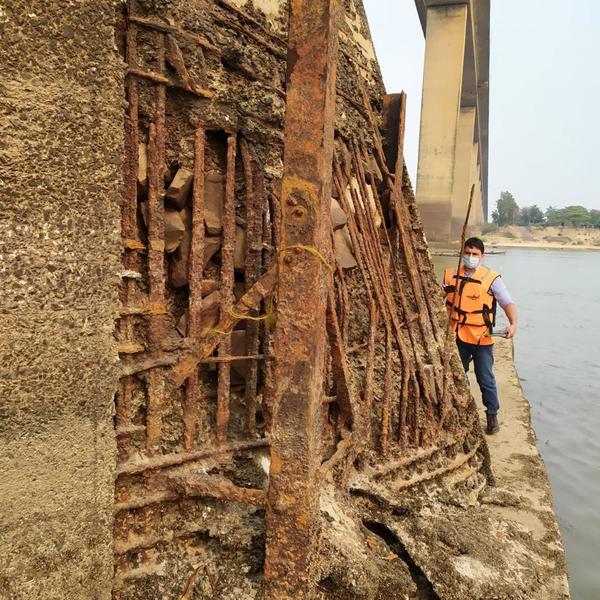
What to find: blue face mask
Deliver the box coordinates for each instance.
[462,254,480,269]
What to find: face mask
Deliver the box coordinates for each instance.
[462,254,480,269]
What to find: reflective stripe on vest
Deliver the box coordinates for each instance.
[443,265,500,346]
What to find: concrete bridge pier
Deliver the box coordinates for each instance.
[415,4,468,245]
[414,0,489,247]
[450,106,477,240]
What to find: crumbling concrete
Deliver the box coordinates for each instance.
[0,1,569,599]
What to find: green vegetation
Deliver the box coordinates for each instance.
[481,222,498,234]
[491,191,600,228]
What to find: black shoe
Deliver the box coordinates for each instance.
[486,413,500,435]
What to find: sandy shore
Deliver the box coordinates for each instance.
[478,225,600,251]
[486,241,600,251]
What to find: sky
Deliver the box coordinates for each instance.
[363,0,600,212]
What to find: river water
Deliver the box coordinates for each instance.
[433,248,600,600]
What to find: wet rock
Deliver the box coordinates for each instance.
[331,197,347,230]
[204,170,225,235]
[333,225,357,269]
[165,208,185,253]
[165,167,193,209]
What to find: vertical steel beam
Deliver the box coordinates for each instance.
[263,1,340,597]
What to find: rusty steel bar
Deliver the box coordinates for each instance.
[212,10,286,59]
[263,1,340,597]
[261,182,278,432]
[173,265,278,387]
[339,148,417,420]
[155,33,167,183]
[399,359,410,448]
[127,15,220,54]
[215,0,286,47]
[381,329,393,455]
[332,160,380,445]
[123,3,139,246]
[145,124,166,453]
[117,438,270,477]
[183,127,206,450]
[325,288,358,432]
[216,133,237,445]
[126,67,169,84]
[117,2,141,457]
[355,143,440,438]
[202,354,271,364]
[349,141,438,440]
[240,139,262,436]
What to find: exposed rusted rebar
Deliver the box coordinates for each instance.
[240,138,263,436]
[117,438,270,476]
[216,133,237,445]
[183,126,206,450]
[381,329,393,455]
[118,5,140,457]
[263,2,340,594]
[326,288,358,432]
[173,265,278,387]
[145,123,166,453]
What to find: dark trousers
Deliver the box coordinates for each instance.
[456,339,500,415]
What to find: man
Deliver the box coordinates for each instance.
[442,237,517,434]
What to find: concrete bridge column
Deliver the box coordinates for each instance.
[450,106,477,241]
[466,140,483,230]
[472,161,484,227]
[415,4,468,245]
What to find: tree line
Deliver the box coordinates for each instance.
[491,191,600,228]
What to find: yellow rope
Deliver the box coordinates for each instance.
[227,307,270,321]
[279,244,333,272]
[208,245,328,337]
[210,327,233,336]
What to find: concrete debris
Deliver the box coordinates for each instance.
[170,206,192,288]
[333,225,357,269]
[234,225,246,271]
[170,232,221,288]
[330,197,347,230]
[164,208,185,253]
[230,329,247,379]
[204,170,225,235]
[137,142,147,192]
[176,290,221,337]
[165,167,193,208]
[121,269,142,280]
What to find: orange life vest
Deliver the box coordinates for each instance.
[443,265,500,346]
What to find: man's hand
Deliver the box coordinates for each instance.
[503,303,517,339]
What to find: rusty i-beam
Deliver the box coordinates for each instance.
[262,0,340,598]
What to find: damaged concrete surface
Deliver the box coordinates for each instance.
[0,0,568,598]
